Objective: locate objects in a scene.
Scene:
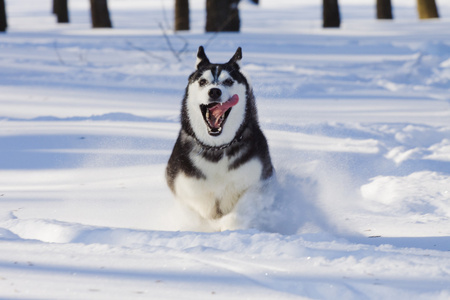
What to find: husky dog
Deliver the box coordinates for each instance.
[166,46,274,229]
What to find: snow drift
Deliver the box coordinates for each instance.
[1,0,450,299]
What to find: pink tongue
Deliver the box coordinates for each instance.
[208,94,239,128]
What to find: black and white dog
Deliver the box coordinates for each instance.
[166,46,274,230]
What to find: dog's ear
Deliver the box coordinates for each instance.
[227,47,242,68]
[196,46,210,69]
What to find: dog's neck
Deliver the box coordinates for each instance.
[193,134,243,152]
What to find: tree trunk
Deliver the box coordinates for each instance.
[90,0,112,28]
[175,0,189,31]
[417,0,439,19]
[0,0,7,32]
[323,0,340,28]
[206,0,240,32]
[377,0,393,19]
[54,0,69,23]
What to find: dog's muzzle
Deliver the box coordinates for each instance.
[200,94,239,136]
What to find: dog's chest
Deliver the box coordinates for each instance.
[173,151,263,219]
[194,151,261,185]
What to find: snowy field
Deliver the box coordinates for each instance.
[1,0,450,299]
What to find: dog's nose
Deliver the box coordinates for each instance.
[208,88,222,100]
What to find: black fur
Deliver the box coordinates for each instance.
[166,46,273,193]
[166,134,206,192]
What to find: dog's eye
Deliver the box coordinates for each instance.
[223,79,234,86]
[199,79,208,87]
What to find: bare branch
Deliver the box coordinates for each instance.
[125,40,167,63]
[53,40,66,65]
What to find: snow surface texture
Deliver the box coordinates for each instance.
[1,0,450,299]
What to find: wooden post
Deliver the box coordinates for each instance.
[0,0,7,32]
[417,0,439,19]
[377,0,393,20]
[90,0,112,28]
[323,0,340,28]
[175,0,189,31]
[54,0,69,23]
[206,0,240,32]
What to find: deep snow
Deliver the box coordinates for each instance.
[1,0,450,299]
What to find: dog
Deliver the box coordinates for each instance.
[166,46,274,230]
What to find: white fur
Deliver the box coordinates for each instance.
[173,153,264,220]
[186,70,247,147]
[169,61,274,231]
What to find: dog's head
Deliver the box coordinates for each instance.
[184,46,250,146]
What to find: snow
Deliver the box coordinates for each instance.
[1,0,450,299]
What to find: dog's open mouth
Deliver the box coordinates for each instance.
[200,94,239,136]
